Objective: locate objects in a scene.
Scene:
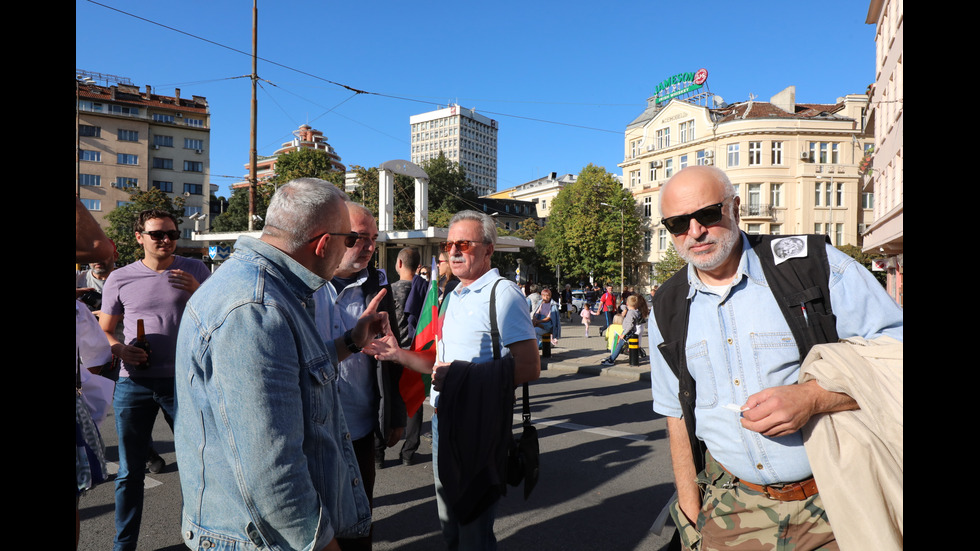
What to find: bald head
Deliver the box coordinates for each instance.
[659,166,735,217]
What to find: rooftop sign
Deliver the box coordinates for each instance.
[654,68,709,105]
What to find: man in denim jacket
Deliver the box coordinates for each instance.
[175,179,389,551]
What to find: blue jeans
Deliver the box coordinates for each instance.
[113,376,176,551]
[432,412,498,551]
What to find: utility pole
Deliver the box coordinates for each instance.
[248,0,258,231]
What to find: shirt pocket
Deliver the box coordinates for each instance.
[749,332,800,385]
[686,340,719,408]
[305,354,338,425]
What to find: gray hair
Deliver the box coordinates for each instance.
[263,178,349,252]
[659,166,737,216]
[449,210,497,246]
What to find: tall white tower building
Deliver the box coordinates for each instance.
[410,104,498,195]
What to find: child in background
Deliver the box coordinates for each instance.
[580,302,593,337]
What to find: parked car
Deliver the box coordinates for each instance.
[566,289,587,314]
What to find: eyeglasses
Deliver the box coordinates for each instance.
[661,202,726,235]
[310,232,359,248]
[142,230,181,241]
[439,240,488,253]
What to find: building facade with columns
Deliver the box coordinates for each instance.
[620,84,875,289]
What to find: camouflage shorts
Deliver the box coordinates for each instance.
[669,452,838,551]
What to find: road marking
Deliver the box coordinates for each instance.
[515,414,647,441]
[105,462,163,488]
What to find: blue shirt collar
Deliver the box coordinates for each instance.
[684,232,766,299]
[452,267,502,297]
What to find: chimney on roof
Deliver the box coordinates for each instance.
[145,85,152,98]
[770,86,796,114]
[175,88,181,100]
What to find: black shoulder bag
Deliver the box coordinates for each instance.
[489,279,539,500]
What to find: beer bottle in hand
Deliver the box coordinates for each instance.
[132,318,152,370]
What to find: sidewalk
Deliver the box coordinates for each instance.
[539,312,651,382]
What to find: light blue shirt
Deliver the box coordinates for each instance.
[314,271,375,440]
[650,234,903,485]
[433,268,535,407]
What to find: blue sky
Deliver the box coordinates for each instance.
[76,0,876,198]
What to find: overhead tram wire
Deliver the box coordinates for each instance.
[85,0,627,136]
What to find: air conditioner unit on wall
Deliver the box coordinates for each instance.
[704,150,714,158]
[800,152,810,160]
[653,160,663,168]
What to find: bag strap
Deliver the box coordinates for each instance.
[489,279,531,425]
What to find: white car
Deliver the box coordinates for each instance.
[565,289,587,314]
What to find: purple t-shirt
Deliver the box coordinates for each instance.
[102,256,211,378]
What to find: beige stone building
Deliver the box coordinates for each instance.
[485,171,577,219]
[864,0,903,305]
[620,85,874,289]
[76,74,211,256]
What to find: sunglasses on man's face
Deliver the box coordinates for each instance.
[142,230,181,241]
[661,202,726,235]
[439,240,487,253]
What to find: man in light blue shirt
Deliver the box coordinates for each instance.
[649,166,903,550]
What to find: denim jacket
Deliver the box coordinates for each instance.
[175,236,371,550]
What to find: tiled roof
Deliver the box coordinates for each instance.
[712,101,845,123]
[77,83,208,114]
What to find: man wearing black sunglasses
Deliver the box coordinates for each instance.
[99,209,211,550]
[649,166,903,551]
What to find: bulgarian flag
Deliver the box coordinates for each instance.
[399,257,440,418]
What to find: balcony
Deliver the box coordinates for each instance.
[739,203,776,219]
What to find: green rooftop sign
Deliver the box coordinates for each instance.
[654,68,708,105]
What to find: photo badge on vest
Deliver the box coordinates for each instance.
[770,236,808,266]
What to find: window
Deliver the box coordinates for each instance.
[630,139,641,158]
[649,161,658,181]
[79,150,101,162]
[630,170,641,188]
[679,154,688,170]
[79,125,101,137]
[746,184,762,215]
[770,224,782,235]
[656,128,670,149]
[79,174,101,187]
[117,153,138,165]
[643,196,652,218]
[679,120,695,143]
[186,118,205,127]
[696,150,707,165]
[658,229,669,251]
[746,224,762,234]
[153,158,174,170]
[184,161,203,173]
[184,138,203,150]
[809,142,839,164]
[862,192,874,209]
[183,228,194,239]
[771,142,783,165]
[665,158,674,179]
[185,206,203,217]
[118,129,139,142]
[834,223,843,245]
[115,177,138,189]
[835,182,844,207]
[153,180,173,192]
[770,184,783,207]
[153,113,175,123]
[80,198,101,210]
[831,143,840,164]
[727,144,739,167]
[183,183,203,195]
[644,231,651,252]
[748,142,762,165]
[108,105,139,116]
[154,135,173,147]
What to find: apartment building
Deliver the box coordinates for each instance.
[621,85,874,288]
[410,104,498,196]
[76,73,211,255]
[864,0,903,305]
[231,123,346,190]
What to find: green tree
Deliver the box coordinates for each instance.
[837,244,887,286]
[493,217,545,283]
[421,152,478,214]
[538,164,641,286]
[211,185,273,233]
[268,148,344,187]
[105,187,185,265]
[652,243,686,284]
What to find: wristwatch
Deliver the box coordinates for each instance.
[343,329,362,353]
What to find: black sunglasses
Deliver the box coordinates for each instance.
[142,230,181,241]
[439,240,488,253]
[310,232,359,248]
[661,202,726,235]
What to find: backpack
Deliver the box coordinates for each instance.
[652,234,838,474]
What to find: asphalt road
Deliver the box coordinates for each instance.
[78,316,678,551]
